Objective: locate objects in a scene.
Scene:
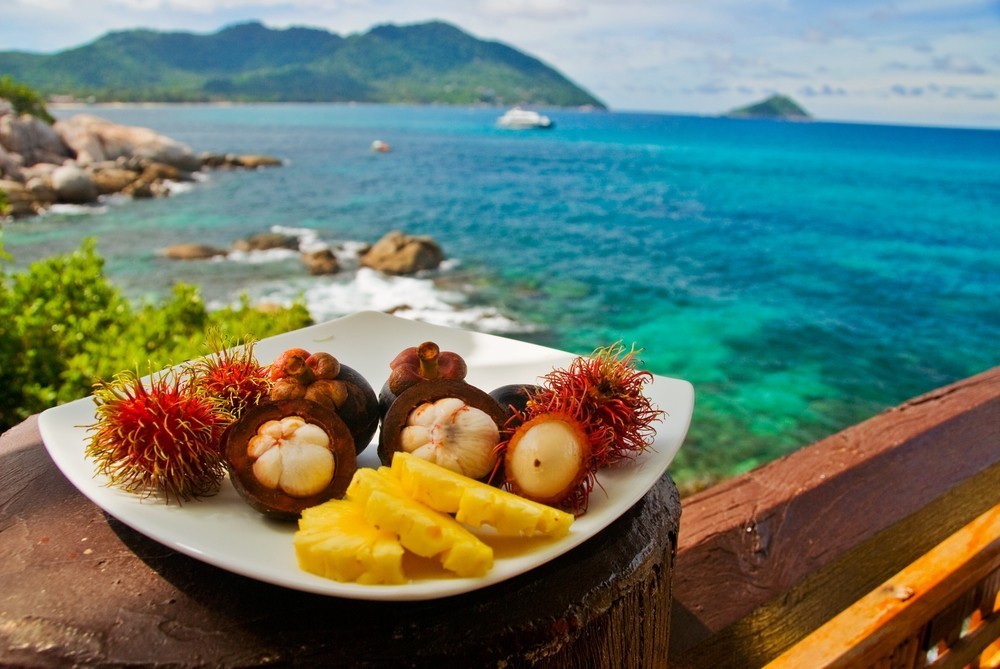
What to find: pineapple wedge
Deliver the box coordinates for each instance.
[389,452,574,538]
[347,467,493,578]
[295,499,406,585]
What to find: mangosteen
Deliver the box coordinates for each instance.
[269,349,379,454]
[223,399,357,520]
[378,341,469,417]
[378,378,507,481]
[489,383,543,422]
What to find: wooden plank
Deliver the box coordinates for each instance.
[763,504,1000,669]
[669,365,1000,667]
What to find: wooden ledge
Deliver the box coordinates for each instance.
[764,502,1000,668]
[669,365,1000,667]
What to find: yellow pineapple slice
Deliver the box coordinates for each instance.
[388,452,574,538]
[294,498,406,585]
[347,467,493,578]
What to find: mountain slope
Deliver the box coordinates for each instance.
[0,21,604,108]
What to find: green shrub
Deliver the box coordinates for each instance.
[0,238,313,431]
[0,75,55,124]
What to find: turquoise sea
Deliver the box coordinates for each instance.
[4,104,999,488]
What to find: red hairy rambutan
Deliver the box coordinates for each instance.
[189,335,271,419]
[496,343,662,515]
[85,368,229,503]
[535,342,661,468]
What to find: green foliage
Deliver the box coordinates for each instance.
[0,21,605,108]
[0,240,313,431]
[0,190,8,216]
[0,75,55,123]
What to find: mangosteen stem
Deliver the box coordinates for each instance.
[284,354,317,385]
[417,341,440,380]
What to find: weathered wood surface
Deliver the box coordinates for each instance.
[0,415,680,669]
[763,503,1000,669]
[669,365,1000,668]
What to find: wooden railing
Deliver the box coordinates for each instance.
[667,365,1000,668]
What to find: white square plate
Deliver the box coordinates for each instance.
[39,311,693,601]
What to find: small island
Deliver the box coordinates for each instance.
[727,94,812,120]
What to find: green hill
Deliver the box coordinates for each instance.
[727,94,811,119]
[0,20,605,108]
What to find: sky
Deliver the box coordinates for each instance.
[1,0,999,128]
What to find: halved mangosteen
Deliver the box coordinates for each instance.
[269,349,379,454]
[378,378,507,481]
[223,399,357,520]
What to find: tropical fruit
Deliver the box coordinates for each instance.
[388,451,574,538]
[347,467,493,578]
[294,499,406,585]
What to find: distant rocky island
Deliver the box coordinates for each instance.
[0,20,604,109]
[727,94,812,120]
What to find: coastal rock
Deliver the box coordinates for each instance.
[0,143,23,181]
[25,177,57,207]
[1,108,284,219]
[0,113,72,166]
[0,179,39,217]
[55,114,201,171]
[233,232,299,252]
[301,248,340,275]
[122,178,158,199]
[162,243,228,260]
[51,164,98,203]
[234,154,283,169]
[360,230,445,275]
[88,165,140,195]
[200,152,283,169]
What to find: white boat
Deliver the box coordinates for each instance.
[497,107,554,130]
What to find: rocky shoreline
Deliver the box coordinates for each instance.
[0,101,282,218]
[1,102,450,277]
[165,229,447,278]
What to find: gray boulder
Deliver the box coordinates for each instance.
[51,164,98,203]
[56,114,200,171]
[0,143,24,181]
[0,113,72,166]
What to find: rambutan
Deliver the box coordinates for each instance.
[85,368,229,503]
[189,334,271,419]
[536,342,661,468]
[496,343,662,514]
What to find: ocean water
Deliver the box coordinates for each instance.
[4,104,999,487]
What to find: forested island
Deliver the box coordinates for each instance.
[0,20,604,108]
[727,94,812,120]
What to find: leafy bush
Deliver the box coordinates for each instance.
[0,75,55,124]
[0,239,313,431]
